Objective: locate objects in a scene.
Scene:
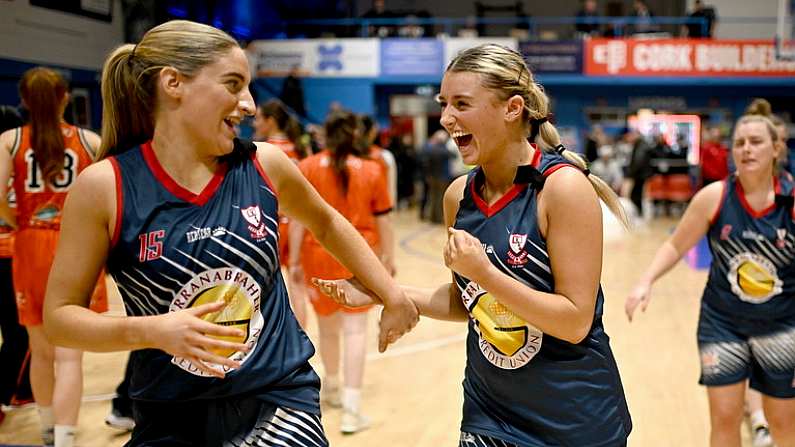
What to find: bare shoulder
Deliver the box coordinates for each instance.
[444,174,468,204]
[80,129,102,154]
[0,128,19,152]
[687,178,724,217]
[443,174,468,226]
[74,159,116,194]
[542,165,598,204]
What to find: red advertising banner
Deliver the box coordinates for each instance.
[584,38,795,76]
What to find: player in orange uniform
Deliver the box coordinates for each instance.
[289,111,394,434]
[0,67,106,447]
[254,99,311,327]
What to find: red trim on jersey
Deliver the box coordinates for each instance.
[141,141,227,206]
[471,145,540,218]
[251,152,278,196]
[709,179,728,226]
[471,180,527,218]
[542,164,582,178]
[109,157,123,248]
[530,144,541,167]
[736,175,780,218]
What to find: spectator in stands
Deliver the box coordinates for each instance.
[575,0,601,37]
[390,133,418,209]
[420,130,454,224]
[362,0,394,37]
[623,129,654,215]
[630,0,656,35]
[700,125,729,186]
[585,124,606,163]
[591,142,624,193]
[683,0,717,38]
[279,66,306,119]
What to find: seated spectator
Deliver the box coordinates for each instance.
[362,0,394,37]
[630,0,657,35]
[683,0,717,38]
[575,0,601,37]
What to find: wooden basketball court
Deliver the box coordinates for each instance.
[0,209,758,446]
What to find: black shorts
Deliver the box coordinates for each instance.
[127,395,328,447]
[697,300,795,398]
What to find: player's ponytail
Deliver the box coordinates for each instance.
[447,44,629,228]
[98,20,238,158]
[324,110,361,195]
[19,67,67,184]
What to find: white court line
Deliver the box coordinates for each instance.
[366,333,466,361]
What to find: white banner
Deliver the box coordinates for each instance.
[443,37,519,67]
[248,39,379,78]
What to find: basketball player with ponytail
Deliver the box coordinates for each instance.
[626,100,795,446]
[40,20,416,446]
[314,44,632,446]
[0,67,107,447]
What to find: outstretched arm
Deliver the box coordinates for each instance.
[314,175,470,322]
[625,180,723,321]
[259,144,418,351]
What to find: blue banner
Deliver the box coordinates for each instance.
[519,41,583,74]
[380,39,444,76]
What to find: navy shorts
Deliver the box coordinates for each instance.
[697,300,795,398]
[126,395,328,447]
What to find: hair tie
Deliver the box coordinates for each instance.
[554,144,566,155]
[582,168,591,177]
[528,116,548,142]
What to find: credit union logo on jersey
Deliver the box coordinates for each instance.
[727,253,782,304]
[170,267,263,377]
[461,280,542,370]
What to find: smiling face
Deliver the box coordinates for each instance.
[176,47,255,156]
[732,120,779,178]
[438,71,512,166]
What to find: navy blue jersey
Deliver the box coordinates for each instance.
[704,175,795,318]
[106,139,319,413]
[454,150,631,446]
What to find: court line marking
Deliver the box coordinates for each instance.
[398,223,443,263]
[366,333,466,361]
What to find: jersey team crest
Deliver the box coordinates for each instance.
[507,233,529,267]
[170,267,264,377]
[461,280,542,369]
[241,205,268,240]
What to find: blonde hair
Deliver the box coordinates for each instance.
[98,20,238,158]
[736,98,784,172]
[446,44,628,228]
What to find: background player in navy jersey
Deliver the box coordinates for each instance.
[40,20,418,446]
[315,44,633,447]
[626,103,795,447]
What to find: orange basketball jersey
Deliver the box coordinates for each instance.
[268,135,300,163]
[11,123,97,230]
[298,151,392,280]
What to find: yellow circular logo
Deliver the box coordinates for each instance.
[727,253,782,304]
[170,268,263,377]
[460,280,542,369]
